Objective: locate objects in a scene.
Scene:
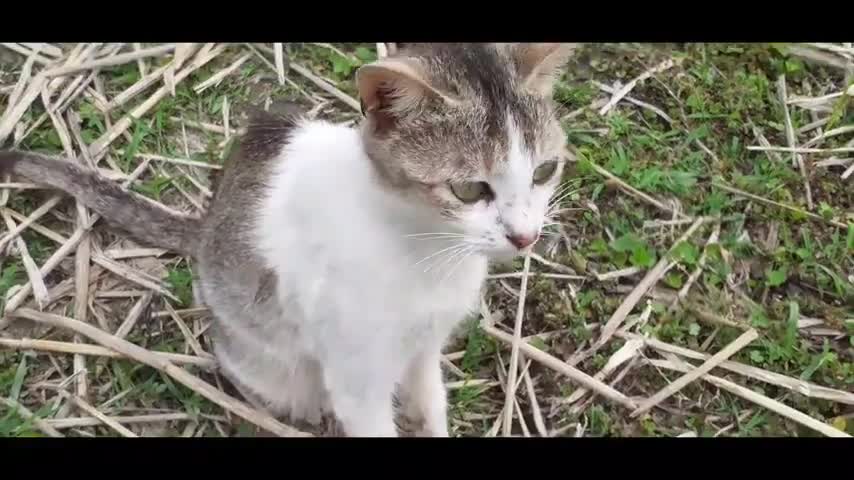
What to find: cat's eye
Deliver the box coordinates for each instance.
[450,181,492,203]
[532,161,558,185]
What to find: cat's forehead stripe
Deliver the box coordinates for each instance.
[506,113,531,170]
[421,44,541,147]
[487,111,532,182]
[481,108,539,176]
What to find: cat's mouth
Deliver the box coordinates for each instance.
[481,239,538,262]
[465,225,544,262]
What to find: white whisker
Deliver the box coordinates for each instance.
[546,200,578,221]
[414,242,467,267]
[549,182,582,203]
[548,207,584,216]
[548,187,582,210]
[407,236,468,242]
[404,232,468,238]
[550,181,580,198]
[426,242,471,274]
[441,245,477,283]
[550,181,582,197]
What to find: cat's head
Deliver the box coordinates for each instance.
[357,43,576,260]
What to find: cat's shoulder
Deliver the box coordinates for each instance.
[235,102,304,163]
[207,103,307,199]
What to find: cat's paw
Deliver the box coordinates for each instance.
[398,399,448,437]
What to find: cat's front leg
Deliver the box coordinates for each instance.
[400,347,449,437]
[323,354,399,437]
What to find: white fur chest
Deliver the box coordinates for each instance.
[396,253,488,348]
[278,236,487,358]
[256,121,489,359]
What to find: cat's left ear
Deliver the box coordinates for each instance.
[504,43,579,96]
[356,58,455,133]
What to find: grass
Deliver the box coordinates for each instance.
[0,42,852,437]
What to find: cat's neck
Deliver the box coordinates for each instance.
[339,123,487,273]
[347,126,448,237]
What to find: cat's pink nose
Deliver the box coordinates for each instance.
[506,233,538,250]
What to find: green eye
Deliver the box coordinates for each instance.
[450,181,492,203]
[533,161,558,185]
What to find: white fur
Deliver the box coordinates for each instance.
[239,114,558,437]
[455,111,561,260]
[253,120,487,436]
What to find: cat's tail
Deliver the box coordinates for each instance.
[0,150,202,257]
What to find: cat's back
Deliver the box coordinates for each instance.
[201,105,363,245]
[201,107,297,257]
[195,106,303,313]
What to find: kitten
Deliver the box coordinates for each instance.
[0,43,576,437]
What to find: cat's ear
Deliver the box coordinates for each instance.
[356,58,454,133]
[504,43,579,96]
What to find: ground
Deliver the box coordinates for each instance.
[0,42,852,438]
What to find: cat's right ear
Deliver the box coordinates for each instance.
[356,59,454,134]
[503,43,579,97]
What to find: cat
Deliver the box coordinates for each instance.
[0,42,577,437]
